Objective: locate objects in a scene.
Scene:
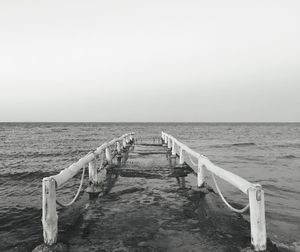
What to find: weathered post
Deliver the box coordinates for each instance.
[248,185,267,251]
[169,140,177,167]
[178,147,186,188]
[116,141,121,154]
[162,134,167,147]
[116,141,122,167]
[42,177,58,245]
[197,158,205,187]
[179,147,184,165]
[171,140,176,156]
[88,158,97,185]
[129,134,134,144]
[86,157,102,197]
[105,147,112,166]
[167,137,172,149]
[123,138,127,149]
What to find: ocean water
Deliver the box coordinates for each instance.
[0,122,299,251]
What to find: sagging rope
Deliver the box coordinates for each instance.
[187,152,198,167]
[56,164,86,208]
[211,172,249,213]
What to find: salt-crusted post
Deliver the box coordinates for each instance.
[129,135,133,144]
[123,138,127,149]
[116,141,122,167]
[105,147,112,166]
[116,141,121,154]
[197,158,205,187]
[171,140,176,156]
[248,185,267,251]
[42,177,58,245]
[88,158,97,185]
[169,139,177,167]
[179,147,184,165]
[167,138,172,149]
[178,147,186,188]
[162,134,167,147]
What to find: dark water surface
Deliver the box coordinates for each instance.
[0,123,299,251]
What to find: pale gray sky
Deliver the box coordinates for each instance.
[0,0,299,122]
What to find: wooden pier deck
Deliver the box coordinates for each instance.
[33,134,280,252]
[36,142,274,252]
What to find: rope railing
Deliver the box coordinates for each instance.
[211,172,250,213]
[41,132,135,246]
[161,131,266,252]
[186,152,198,167]
[56,164,86,208]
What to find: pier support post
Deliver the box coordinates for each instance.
[105,147,112,166]
[86,157,102,197]
[178,147,186,188]
[248,185,267,251]
[88,159,97,185]
[197,158,205,187]
[179,147,184,165]
[123,138,127,149]
[116,141,122,167]
[169,140,177,167]
[162,135,167,147]
[42,177,58,246]
[167,138,172,149]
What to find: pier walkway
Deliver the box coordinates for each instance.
[65,142,253,252]
[34,134,278,252]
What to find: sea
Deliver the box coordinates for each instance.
[0,122,299,251]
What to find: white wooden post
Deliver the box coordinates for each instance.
[123,138,127,148]
[197,158,205,187]
[179,147,184,165]
[129,134,133,142]
[105,147,112,165]
[167,138,172,149]
[116,141,121,154]
[88,159,98,184]
[172,140,176,156]
[248,185,267,251]
[42,177,58,245]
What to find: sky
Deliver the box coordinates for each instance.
[0,0,299,122]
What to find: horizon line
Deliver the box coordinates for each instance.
[0,121,299,124]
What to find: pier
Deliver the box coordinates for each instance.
[33,132,278,252]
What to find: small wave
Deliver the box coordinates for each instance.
[51,128,69,132]
[0,206,40,231]
[0,149,89,159]
[278,155,298,159]
[232,142,256,147]
[210,142,256,148]
[273,143,300,148]
[263,184,300,196]
[0,170,55,181]
[274,240,300,252]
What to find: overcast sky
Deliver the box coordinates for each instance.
[0,0,299,122]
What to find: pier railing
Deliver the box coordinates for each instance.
[41,132,135,246]
[161,132,266,251]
